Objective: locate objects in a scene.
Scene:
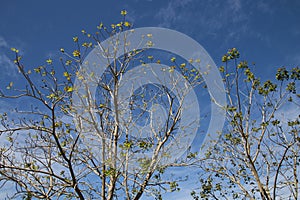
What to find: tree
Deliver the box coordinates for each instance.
[193,48,300,199]
[0,12,207,199]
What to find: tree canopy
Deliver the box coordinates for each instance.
[0,11,299,200]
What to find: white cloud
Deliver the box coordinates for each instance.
[154,0,249,42]
[0,36,8,48]
[153,0,276,47]
[275,101,300,123]
[162,188,194,199]
[285,54,300,66]
[229,0,242,12]
[156,0,193,28]
[0,54,18,79]
[0,36,19,80]
[256,1,274,14]
[0,181,15,199]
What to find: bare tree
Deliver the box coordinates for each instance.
[0,14,205,199]
[192,48,300,200]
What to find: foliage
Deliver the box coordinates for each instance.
[193,48,300,200]
[0,11,202,200]
[3,10,299,200]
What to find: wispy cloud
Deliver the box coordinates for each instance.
[0,36,19,80]
[153,0,277,47]
[229,0,242,12]
[256,1,274,14]
[275,101,300,122]
[0,36,8,48]
[156,0,193,28]
[0,54,18,79]
[0,181,15,200]
[285,54,300,66]
[155,0,248,39]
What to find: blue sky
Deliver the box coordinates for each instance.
[0,0,300,199]
[1,0,300,76]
